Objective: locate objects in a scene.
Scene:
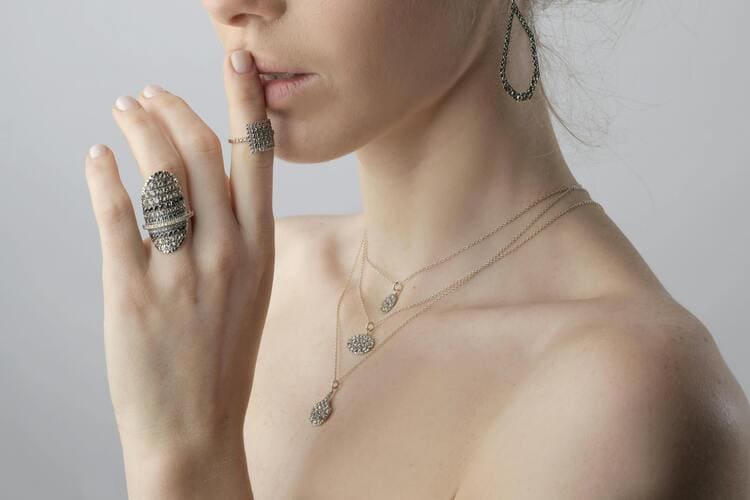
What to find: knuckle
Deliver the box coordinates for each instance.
[121,108,151,128]
[161,262,198,291]
[97,195,134,227]
[154,92,189,112]
[183,129,222,155]
[203,237,241,274]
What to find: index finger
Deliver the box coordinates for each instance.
[224,49,275,241]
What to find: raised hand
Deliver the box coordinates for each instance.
[84,49,273,498]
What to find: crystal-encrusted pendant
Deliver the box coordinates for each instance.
[346,322,376,355]
[380,282,403,313]
[310,383,338,426]
[380,293,398,313]
[309,395,333,426]
[346,333,375,355]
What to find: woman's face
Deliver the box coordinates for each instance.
[203,0,495,163]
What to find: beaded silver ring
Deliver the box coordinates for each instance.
[227,117,275,154]
[140,170,194,254]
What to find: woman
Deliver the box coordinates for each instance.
[83,0,749,498]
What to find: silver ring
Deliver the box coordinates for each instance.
[140,170,194,254]
[227,117,275,154]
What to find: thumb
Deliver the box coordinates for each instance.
[224,48,275,241]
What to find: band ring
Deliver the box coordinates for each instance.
[227,117,275,154]
[140,170,194,254]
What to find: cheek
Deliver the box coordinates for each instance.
[319,3,463,123]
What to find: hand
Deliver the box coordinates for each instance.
[84,49,273,457]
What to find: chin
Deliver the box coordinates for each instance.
[267,117,362,164]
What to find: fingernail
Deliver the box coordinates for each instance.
[231,50,254,74]
[142,84,165,98]
[115,95,138,111]
[89,144,108,159]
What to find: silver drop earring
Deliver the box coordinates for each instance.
[499,0,540,101]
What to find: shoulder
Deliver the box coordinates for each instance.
[270,213,363,290]
[273,213,360,261]
[454,293,750,499]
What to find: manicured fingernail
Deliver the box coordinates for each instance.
[115,95,138,111]
[231,50,254,74]
[142,84,165,98]
[89,144,108,159]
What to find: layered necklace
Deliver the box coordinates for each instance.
[310,183,601,426]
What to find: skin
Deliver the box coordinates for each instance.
[84,0,750,498]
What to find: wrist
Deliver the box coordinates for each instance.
[121,433,252,500]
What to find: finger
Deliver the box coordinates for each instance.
[224,49,275,241]
[84,144,148,276]
[112,95,194,258]
[136,85,237,244]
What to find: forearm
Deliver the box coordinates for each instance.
[121,436,254,500]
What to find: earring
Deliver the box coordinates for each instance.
[499,0,540,102]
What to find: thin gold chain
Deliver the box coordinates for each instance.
[355,185,578,330]
[331,195,603,392]
[363,183,584,286]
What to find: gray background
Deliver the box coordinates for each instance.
[1,1,747,498]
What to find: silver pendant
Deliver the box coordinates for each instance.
[346,333,375,355]
[309,395,333,426]
[381,282,403,313]
[380,293,398,313]
[310,383,339,426]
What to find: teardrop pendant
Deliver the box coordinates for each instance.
[309,395,333,426]
[499,0,540,102]
[309,382,338,426]
[380,282,403,313]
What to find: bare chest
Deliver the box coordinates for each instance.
[242,302,541,500]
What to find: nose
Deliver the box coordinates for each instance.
[202,0,280,26]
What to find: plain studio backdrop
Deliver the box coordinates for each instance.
[0,1,747,498]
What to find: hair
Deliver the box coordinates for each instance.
[525,0,642,148]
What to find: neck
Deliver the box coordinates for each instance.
[354,36,578,279]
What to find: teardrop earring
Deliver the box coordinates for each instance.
[499,0,540,102]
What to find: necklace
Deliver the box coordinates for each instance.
[345,183,585,356]
[309,191,602,426]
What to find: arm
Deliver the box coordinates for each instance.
[121,436,254,500]
[453,321,750,499]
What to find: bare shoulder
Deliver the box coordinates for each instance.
[454,292,750,500]
[273,213,350,248]
[268,213,360,306]
[273,213,359,264]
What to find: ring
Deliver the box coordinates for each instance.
[140,170,194,254]
[227,117,275,154]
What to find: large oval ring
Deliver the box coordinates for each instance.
[140,170,194,254]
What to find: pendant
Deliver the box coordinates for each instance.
[346,333,375,355]
[380,293,398,313]
[310,382,339,426]
[380,282,403,313]
[309,395,333,426]
[346,321,376,355]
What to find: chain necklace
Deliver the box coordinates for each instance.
[367,183,585,314]
[345,183,585,356]
[309,190,603,426]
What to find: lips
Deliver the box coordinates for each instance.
[253,57,312,77]
[258,72,306,87]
